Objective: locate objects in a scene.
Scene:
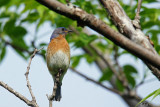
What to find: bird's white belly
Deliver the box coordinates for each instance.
[49,50,70,71]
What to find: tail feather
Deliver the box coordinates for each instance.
[55,82,62,101]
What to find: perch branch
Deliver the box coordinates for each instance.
[46,69,62,107]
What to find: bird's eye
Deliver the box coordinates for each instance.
[62,28,65,31]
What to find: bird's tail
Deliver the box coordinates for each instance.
[54,82,62,101]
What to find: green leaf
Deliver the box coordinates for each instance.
[143,0,158,3]
[126,74,136,88]
[136,89,159,107]
[12,26,27,37]
[14,48,27,60]
[71,55,83,68]
[0,0,10,7]
[4,19,27,38]
[123,64,138,74]
[0,47,6,63]
[116,79,124,92]
[4,19,16,35]
[39,43,47,47]
[40,49,46,61]
[99,68,113,82]
[55,15,73,28]
[79,33,97,46]
[95,42,108,52]
[123,64,137,88]
[21,11,40,23]
[84,54,95,64]
[12,38,28,50]
[152,88,160,101]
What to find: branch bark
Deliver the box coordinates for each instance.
[35,0,160,79]
[0,48,43,107]
[0,81,34,106]
[25,48,43,107]
[99,0,160,80]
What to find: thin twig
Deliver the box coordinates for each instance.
[1,37,43,56]
[25,48,43,107]
[90,44,130,89]
[136,78,157,88]
[0,81,34,106]
[70,67,122,95]
[0,48,43,107]
[135,0,142,21]
[133,0,142,29]
[46,94,53,107]
[113,46,128,87]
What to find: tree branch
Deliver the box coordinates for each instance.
[135,0,142,21]
[0,48,43,107]
[0,81,34,106]
[113,46,127,83]
[0,37,42,56]
[25,48,43,107]
[132,0,142,29]
[70,67,122,95]
[98,0,160,80]
[69,26,129,89]
[35,0,160,80]
[46,69,62,107]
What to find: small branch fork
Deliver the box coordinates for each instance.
[135,0,142,22]
[133,0,143,29]
[0,48,43,107]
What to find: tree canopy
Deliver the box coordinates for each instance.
[0,0,160,107]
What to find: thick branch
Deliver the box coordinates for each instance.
[99,0,160,80]
[36,0,160,79]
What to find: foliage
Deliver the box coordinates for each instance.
[0,0,160,106]
[136,88,160,107]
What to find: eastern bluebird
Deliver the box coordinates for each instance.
[46,27,72,101]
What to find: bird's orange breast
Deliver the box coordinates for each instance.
[47,35,70,57]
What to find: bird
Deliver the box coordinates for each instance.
[46,27,72,101]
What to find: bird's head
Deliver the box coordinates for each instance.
[50,27,72,41]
